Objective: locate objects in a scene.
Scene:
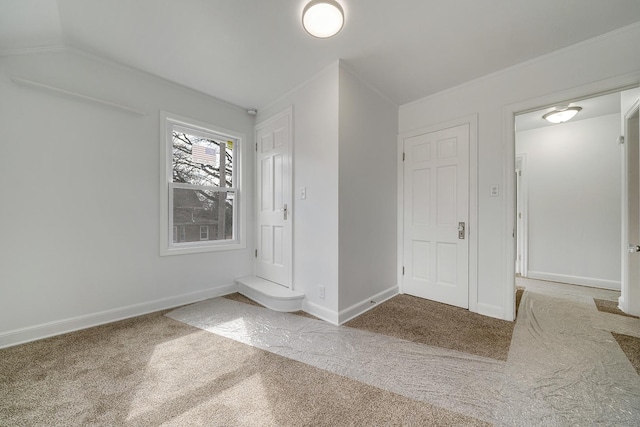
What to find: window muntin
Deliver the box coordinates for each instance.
[161,112,243,255]
[200,226,209,241]
[172,126,234,188]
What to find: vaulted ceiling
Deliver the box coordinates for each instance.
[2,0,640,109]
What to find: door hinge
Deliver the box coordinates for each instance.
[402,266,405,275]
[255,249,257,258]
[256,142,258,151]
[618,135,625,145]
[402,152,405,161]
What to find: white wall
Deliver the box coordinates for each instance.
[516,114,621,289]
[0,49,255,347]
[338,64,398,318]
[256,64,341,320]
[399,23,640,319]
[256,62,399,323]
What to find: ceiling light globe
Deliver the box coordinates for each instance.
[542,106,582,124]
[303,0,344,38]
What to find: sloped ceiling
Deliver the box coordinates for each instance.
[3,0,640,109]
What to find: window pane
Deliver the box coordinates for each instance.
[172,188,234,243]
[172,130,233,187]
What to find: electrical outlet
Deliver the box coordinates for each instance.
[319,286,325,299]
[301,186,307,200]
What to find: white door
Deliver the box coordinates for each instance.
[255,110,292,287]
[403,124,469,308]
[622,100,640,316]
[515,155,528,277]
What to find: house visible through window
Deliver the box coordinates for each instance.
[160,112,243,255]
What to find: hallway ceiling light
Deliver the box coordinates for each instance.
[302,0,344,38]
[542,106,582,124]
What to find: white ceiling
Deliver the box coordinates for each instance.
[2,0,640,110]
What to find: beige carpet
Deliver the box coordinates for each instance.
[515,287,525,317]
[0,310,487,426]
[225,291,522,362]
[345,294,516,361]
[594,298,639,319]
[612,332,640,375]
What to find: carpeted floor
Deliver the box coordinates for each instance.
[345,294,515,361]
[594,298,639,319]
[612,332,640,374]
[515,287,525,317]
[0,310,486,426]
[225,290,524,362]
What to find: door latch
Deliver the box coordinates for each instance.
[628,244,640,253]
[283,204,288,220]
[458,222,466,239]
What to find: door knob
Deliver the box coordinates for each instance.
[628,245,640,253]
[458,222,465,239]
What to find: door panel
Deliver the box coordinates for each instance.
[623,106,640,316]
[403,124,469,308]
[256,112,292,287]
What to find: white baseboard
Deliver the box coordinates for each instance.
[338,286,399,325]
[0,283,238,349]
[302,300,339,325]
[527,271,620,290]
[477,302,504,320]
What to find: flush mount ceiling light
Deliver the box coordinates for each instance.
[542,106,582,124]
[302,0,344,38]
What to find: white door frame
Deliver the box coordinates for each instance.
[254,106,294,289]
[503,73,640,321]
[397,114,478,313]
[515,154,529,277]
[621,98,640,315]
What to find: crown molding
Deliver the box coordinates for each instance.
[0,44,66,57]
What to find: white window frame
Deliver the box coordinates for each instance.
[160,111,245,256]
[200,225,209,241]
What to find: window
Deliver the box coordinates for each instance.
[160,112,244,255]
[200,226,209,241]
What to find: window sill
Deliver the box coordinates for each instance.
[160,241,245,256]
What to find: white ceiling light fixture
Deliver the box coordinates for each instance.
[302,0,344,38]
[542,106,582,124]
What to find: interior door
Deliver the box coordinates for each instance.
[515,155,527,277]
[622,101,640,316]
[255,111,292,288]
[403,124,470,308]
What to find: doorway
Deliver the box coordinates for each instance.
[255,108,293,288]
[621,99,640,316]
[514,92,623,291]
[400,118,477,310]
[508,85,640,320]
